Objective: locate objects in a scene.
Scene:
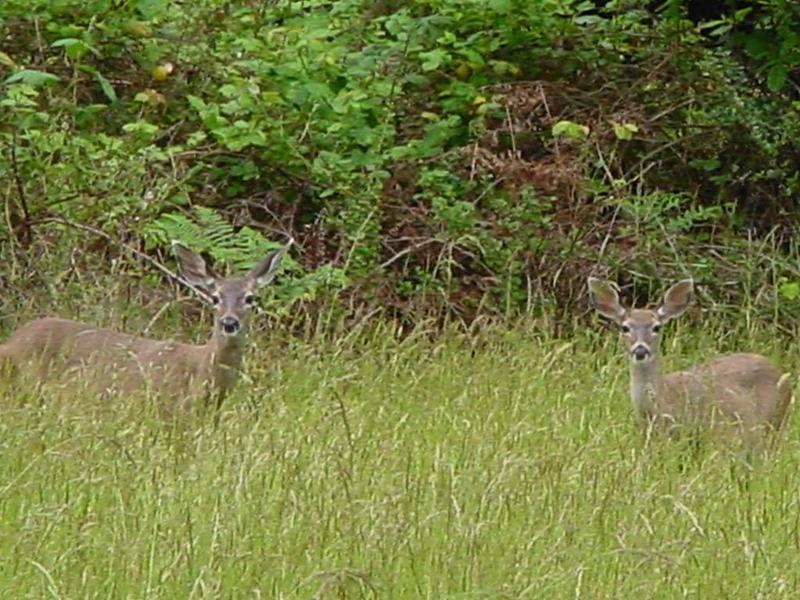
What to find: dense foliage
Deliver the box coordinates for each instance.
[2,0,799,326]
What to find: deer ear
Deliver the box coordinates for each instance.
[657,278,694,321]
[246,242,290,288]
[587,277,626,324]
[173,243,218,288]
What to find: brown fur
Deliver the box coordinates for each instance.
[588,277,793,442]
[0,244,288,413]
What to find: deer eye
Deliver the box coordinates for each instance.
[244,294,256,306]
[210,294,221,306]
[652,323,662,333]
[621,324,631,334]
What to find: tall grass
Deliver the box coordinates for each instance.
[1,323,799,598]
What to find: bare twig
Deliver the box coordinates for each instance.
[297,102,319,143]
[621,132,705,183]
[143,299,178,335]
[30,214,213,302]
[595,202,622,274]
[647,98,694,123]
[8,134,31,223]
[505,104,517,156]
[379,238,440,270]
[469,142,479,181]
[538,83,558,156]
[7,132,32,245]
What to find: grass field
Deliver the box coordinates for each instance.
[1,322,799,598]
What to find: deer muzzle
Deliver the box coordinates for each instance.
[631,344,651,362]
[219,316,241,335]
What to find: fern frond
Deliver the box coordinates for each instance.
[143,206,288,274]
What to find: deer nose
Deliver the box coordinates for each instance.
[631,345,651,362]
[220,316,240,334]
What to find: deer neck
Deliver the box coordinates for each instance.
[629,356,666,422]
[204,329,248,394]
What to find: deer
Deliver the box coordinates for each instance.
[587,277,792,447]
[0,242,290,414]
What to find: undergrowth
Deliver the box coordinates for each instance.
[2,1,800,320]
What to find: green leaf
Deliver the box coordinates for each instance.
[767,64,787,92]
[187,95,207,111]
[488,0,512,12]
[698,18,732,36]
[779,280,800,301]
[4,69,59,87]
[51,37,81,48]
[0,51,16,68]
[187,131,207,146]
[612,122,638,141]
[122,120,159,139]
[741,31,770,59]
[51,37,98,60]
[689,158,721,171]
[135,0,169,19]
[419,49,449,72]
[95,72,117,102]
[552,120,589,139]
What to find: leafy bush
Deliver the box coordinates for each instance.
[1,0,799,327]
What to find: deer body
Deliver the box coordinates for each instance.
[0,243,289,412]
[588,278,792,440]
[629,350,790,435]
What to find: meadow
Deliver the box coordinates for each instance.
[4,0,800,596]
[1,319,799,599]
